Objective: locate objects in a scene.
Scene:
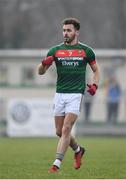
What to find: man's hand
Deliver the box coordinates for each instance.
[87,84,98,95]
[42,56,54,66]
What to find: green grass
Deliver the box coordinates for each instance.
[0,137,126,179]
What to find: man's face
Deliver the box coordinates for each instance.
[63,24,78,44]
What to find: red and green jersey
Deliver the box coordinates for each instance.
[47,42,96,94]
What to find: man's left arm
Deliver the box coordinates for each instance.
[87,63,100,95]
[90,63,100,86]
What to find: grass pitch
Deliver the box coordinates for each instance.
[0,137,126,179]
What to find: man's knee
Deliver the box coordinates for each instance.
[62,125,71,137]
[56,130,62,137]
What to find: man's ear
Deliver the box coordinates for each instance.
[76,30,79,36]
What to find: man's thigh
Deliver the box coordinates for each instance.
[65,93,83,115]
[53,93,65,116]
[54,93,83,116]
[53,93,83,116]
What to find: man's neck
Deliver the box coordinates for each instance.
[65,39,79,46]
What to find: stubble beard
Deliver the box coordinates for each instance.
[64,35,75,44]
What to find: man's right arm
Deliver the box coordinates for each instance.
[37,56,54,75]
[37,63,50,75]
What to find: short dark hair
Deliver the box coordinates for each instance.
[62,18,80,30]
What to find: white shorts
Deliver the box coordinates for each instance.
[53,93,83,116]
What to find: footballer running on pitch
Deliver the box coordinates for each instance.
[38,17,100,173]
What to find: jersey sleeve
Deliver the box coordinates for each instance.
[86,47,96,65]
[47,47,56,57]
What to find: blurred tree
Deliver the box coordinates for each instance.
[0,0,125,49]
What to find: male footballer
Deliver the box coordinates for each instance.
[38,17,100,173]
